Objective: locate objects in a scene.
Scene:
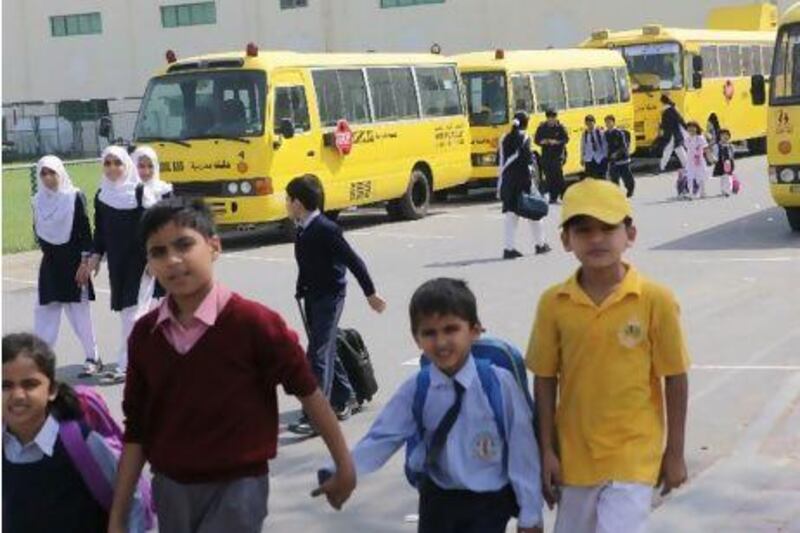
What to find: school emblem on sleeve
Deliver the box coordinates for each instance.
[472,431,500,462]
[618,318,644,349]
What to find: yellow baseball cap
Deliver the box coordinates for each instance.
[560,179,633,226]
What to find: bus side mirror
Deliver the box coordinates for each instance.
[751,74,766,106]
[277,119,295,139]
[691,55,703,89]
[692,73,703,90]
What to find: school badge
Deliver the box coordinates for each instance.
[472,431,500,462]
[618,318,644,349]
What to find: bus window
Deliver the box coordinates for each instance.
[338,70,371,123]
[367,67,419,121]
[463,71,508,125]
[532,71,567,112]
[614,67,631,102]
[392,68,420,119]
[725,46,742,77]
[719,46,733,78]
[274,86,310,133]
[620,42,683,91]
[771,24,800,103]
[763,45,774,76]
[313,70,345,127]
[752,45,764,75]
[312,69,371,126]
[701,45,720,78]
[511,74,534,114]
[591,68,618,105]
[565,70,593,108]
[741,46,755,75]
[417,66,463,118]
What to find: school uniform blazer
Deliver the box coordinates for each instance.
[660,105,687,145]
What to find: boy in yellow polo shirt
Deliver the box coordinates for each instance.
[526,179,690,533]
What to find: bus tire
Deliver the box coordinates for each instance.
[388,168,430,220]
[786,208,800,232]
[747,137,767,154]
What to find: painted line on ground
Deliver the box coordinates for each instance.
[692,364,800,371]
[350,231,455,240]
[2,276,111,295]
[683,256,799,264]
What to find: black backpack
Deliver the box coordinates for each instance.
[336,328,379,404]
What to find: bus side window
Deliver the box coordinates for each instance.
[313,70,345,127]
[591,68,618,106]
[701,45,720,78]
[565,69,593,109]
[614,67,631,102]
[752,45,764,75]
[274,86,310,134]
[511,74,534,114]
[762,45,774,76]
[532,71,567,112]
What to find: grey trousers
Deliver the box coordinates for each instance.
[152,473,269,533]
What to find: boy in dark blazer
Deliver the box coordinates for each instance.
[286,175,386,435]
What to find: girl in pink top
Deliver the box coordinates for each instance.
[683,122,711,199]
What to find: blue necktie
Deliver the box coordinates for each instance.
[426,380,465,472]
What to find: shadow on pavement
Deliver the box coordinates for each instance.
[653,207,800,251]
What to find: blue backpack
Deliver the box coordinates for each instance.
[404,335,534,488]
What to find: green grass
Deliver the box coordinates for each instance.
[2,162,101,254]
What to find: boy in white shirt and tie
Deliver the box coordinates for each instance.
[580,115,608,180]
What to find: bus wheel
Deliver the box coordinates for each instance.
[786,208,800,232]
[387,168,430,220]
[747,137,767,155]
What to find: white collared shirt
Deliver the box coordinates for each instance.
[582,128,607,164]
[3,415,59,464]
[299,209,321,230]
[346,355,544,528]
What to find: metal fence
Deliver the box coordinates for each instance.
[2,99,141,162]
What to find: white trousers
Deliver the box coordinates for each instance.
[660,137,689,171]
[34,296,99,362]
[554,482,653,533]
[686,164,708,197]
[117,305,138,371]
[720,174,733,195]
[504,212,546,250]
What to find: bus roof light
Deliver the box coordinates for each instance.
[642,25,662,36]
[495,49,505,60]
[246,42,259,57]
[591,29,610,41]
[166,49,177,64]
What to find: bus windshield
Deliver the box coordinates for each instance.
[463,72,508,126]
[771,23,800,104]
[134,70,267,141]
[620,42,684,92]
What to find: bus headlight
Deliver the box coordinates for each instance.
[779,168,796,184]
[769,166,777,184]
[240,181,253,194]
[227,182,239,195]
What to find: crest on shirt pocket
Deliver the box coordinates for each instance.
[618,317,644,349]
[472,430,501,462]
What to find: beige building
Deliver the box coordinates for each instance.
[2,0,788,105]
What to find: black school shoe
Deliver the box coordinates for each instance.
[288,415,318,437]
[503,249,524,260]
[535,244,552,255]
[335,398,363,421]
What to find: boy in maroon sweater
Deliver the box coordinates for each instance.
[108,198,356,533]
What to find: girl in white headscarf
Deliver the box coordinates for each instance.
[32,155,102,375]
[87,146,147,384]
[131,146,173,315]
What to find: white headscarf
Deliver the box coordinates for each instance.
[98,146,140,210]
[132,146,173,208]
[33,155,78,245]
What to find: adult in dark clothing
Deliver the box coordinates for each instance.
[32,156,101,376]
[534,109,569,203]
[659,94,689,171]
[286,175,386,436]
[605,115,635,198]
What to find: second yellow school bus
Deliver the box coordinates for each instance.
[455,49,635,183]
[132,47,471,230]
[583,11,776,154]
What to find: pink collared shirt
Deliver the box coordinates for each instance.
[153,282,233,354]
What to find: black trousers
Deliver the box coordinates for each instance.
[609,163,635,197]
[541,157,565,202]
[418,478,517,533]
[583,160,608,179]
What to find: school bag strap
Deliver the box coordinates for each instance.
[59,420,115,510]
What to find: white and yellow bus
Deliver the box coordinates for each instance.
[455,49,634,182]
[583,5,776,154]
[132,46,471,230]
[753,2,800,231]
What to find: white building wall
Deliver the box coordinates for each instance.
[2,0,789,105]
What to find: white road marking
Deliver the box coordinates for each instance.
[350,231,455,240]
[693,364,800,371]
[2,277,111,294]
[683,256,799,264]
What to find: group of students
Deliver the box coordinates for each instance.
[4,166,691,532]
[579,114,636,198]
[30,146,173,385]
[658,95,739,200]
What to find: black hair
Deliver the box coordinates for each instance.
[604,114,616,123]
[686,121,702,134]
[563,215,634,231]
[660,94,674,106]
[409,278,480,334]
[719,128,731,137]
[286,174,324,212]
[2,333,82,421]
[140,197,217,244]
[512,111,530,132]
[545,109,558,118]
[584,114,596,123]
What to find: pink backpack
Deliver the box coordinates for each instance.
[732,175,741,194]
[59,386,156,531]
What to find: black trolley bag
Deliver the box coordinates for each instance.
[296,298,379,405]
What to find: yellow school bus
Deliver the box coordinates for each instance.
[753,2,800,231]
[583,4,776,154]
[132,46,471,230]
[455,49,635,182]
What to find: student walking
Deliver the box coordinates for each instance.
[499,112,551,259]
[31,156,102,376]
[605,115,635,198]
[528,179,690,533]
[580,115,607,179]
[534,110,569,203]
[324,278,543,533]
[713,129,736,197]
[286,175,386,435]
[107,198,356,533]
[684,121,711,199]
[658,95,689,172]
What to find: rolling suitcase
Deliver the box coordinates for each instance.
[296,298,378,405]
